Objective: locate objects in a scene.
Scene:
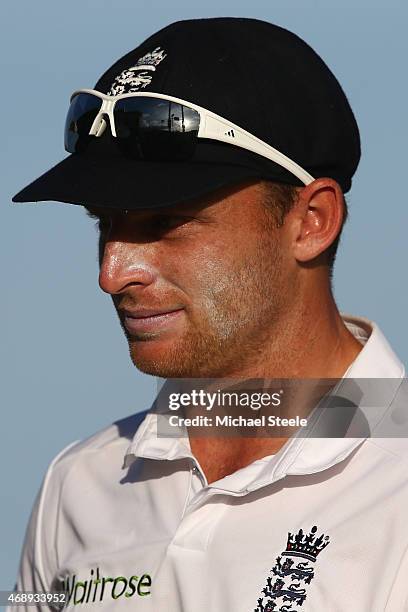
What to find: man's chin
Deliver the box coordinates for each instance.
[129,354,196,378]
[127,337,195,378]
[125,327,235,378]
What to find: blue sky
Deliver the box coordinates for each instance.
[1,0,407,591]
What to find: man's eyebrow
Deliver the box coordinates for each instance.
[83,203,212,223]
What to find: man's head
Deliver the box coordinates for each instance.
[90,175,345,378]
[11,17,359,378]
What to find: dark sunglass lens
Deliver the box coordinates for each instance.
[114,98,200,161]
[64,93,103,153]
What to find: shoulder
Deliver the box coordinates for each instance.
[36,410,150,531]
[365,437,408,464]
[15,410,150,590]
[366,377,408,463]
[45,410,149,489]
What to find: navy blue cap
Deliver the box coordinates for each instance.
[13,17,360,208]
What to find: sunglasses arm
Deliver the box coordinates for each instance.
[199,112,314,186]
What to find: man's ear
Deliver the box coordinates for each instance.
[290,178,345,263]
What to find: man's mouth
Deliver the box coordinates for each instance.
[121,307,185,335]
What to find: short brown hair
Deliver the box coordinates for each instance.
[261,180,348,271]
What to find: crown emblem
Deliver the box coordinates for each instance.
[283,525,330,562]
[133,46,167,69]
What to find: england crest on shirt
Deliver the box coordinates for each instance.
[254,525,330,611]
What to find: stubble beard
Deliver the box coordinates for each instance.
[125,231,285,379]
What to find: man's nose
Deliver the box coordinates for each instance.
[98,239,157,295]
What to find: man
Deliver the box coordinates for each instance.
[9,17,408,612]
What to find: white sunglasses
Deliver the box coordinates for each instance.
[65,88,315,186]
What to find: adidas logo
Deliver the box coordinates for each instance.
[225,129,235,138]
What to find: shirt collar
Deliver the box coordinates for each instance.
[261,313,405,484]
[123,314,405,492]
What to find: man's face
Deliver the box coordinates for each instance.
[90,181,293,377]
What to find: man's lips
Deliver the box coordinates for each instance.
[121,307,185,334]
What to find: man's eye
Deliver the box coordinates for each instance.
[152,215,187,233]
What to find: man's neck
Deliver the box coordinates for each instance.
[189,292,364,484]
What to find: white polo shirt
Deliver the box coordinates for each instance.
[9,315,408,612]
